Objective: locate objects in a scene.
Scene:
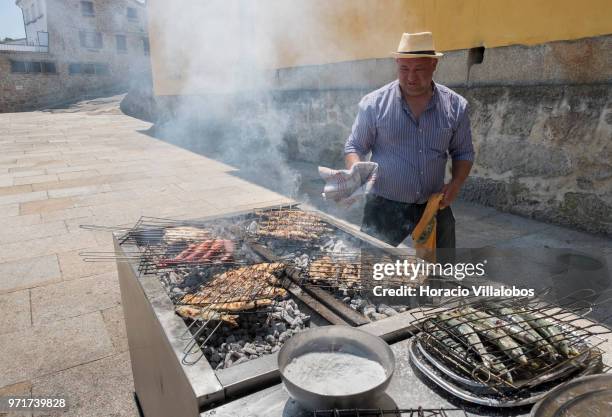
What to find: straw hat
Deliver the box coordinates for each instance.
[392,32,443,59]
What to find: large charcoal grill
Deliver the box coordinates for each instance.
[107,205,430,417]
[102,204,611,417]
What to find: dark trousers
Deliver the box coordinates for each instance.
[361,194,456,248]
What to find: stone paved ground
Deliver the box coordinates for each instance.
[0,96,610,417]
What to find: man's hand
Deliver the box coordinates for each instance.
[440,180,461,209]
[440,160,473,209]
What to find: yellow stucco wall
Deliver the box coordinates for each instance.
[148,0,612,95]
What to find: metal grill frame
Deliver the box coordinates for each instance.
[113,203,433,415]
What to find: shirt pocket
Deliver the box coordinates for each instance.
[428,127,454,154]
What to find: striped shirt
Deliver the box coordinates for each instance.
[344,80,474,204]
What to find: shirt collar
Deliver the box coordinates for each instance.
[395,80,439,109]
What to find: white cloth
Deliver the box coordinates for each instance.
[318,162,378,207]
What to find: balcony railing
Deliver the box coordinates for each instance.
[0,43,49,53]
[0,33,49,53]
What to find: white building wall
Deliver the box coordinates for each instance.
[16,0,48,45]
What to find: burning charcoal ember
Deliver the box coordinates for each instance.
[378,304,399,316]
[363,305,376,318]
[243,344,258,356]
[197,299,310,370]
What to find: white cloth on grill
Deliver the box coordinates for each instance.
[318,162,378,208]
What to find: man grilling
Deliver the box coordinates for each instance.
[344,32,474,249]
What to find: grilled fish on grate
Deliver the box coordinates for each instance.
[253,209,334,241]
[175,306,240,327]
[178,263,288,313]
[163,226,211,244]
[307,256,362,285]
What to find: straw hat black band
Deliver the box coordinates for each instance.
[396,50,436,55]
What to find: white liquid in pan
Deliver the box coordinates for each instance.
[283,351,387,395]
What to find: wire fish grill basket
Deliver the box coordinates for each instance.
[312,407,468,417]
[284,250,429,291]
[407,289,612,406]
[174,261,296,365]
[246,208,337,243]
[79,216,254,274]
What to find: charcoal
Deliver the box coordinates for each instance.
[371,312,388,321]
[233,356,250,366]
[363,305,376,318]
[243,347,257,356]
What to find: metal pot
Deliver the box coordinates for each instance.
[278,325,395,411]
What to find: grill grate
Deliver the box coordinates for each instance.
[408,289,612,401]
[312,407,468,417]
[248,208,336,242]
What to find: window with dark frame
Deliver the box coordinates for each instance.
[10,60,57,74]
[28,62,42,73]
[94,63,109,75]
[142,38,150,55]
[116,35,127,52]
[127,7,138,20]
[81,1,94,16]
[79,31,103,49]
[82,63,95,74]
[10,61,27,73]
[42,62,56,73]
[68,62,110,75]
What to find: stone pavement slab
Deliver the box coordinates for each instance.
[0,255,61,294]
[0,290,31,335]
[0,382,32,417]
[0,203,19,217]
[30,352,137,417]
[57,247,117,281]
[0,232,98,264]
[101,305,129,354]
[0,221,67,245]
[0,312,114,388]
[30,272,121,324]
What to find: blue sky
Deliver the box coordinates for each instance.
[0,0,26,40]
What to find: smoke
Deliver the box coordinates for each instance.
[146,0,374,199]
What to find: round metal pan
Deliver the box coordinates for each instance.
[278,325,395,411]
[530,374,612,417]
[409,339,603,407]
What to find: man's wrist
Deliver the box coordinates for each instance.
[449,178,464,188]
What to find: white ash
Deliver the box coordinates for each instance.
[284,237,411,322]
[197,299,311,370]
